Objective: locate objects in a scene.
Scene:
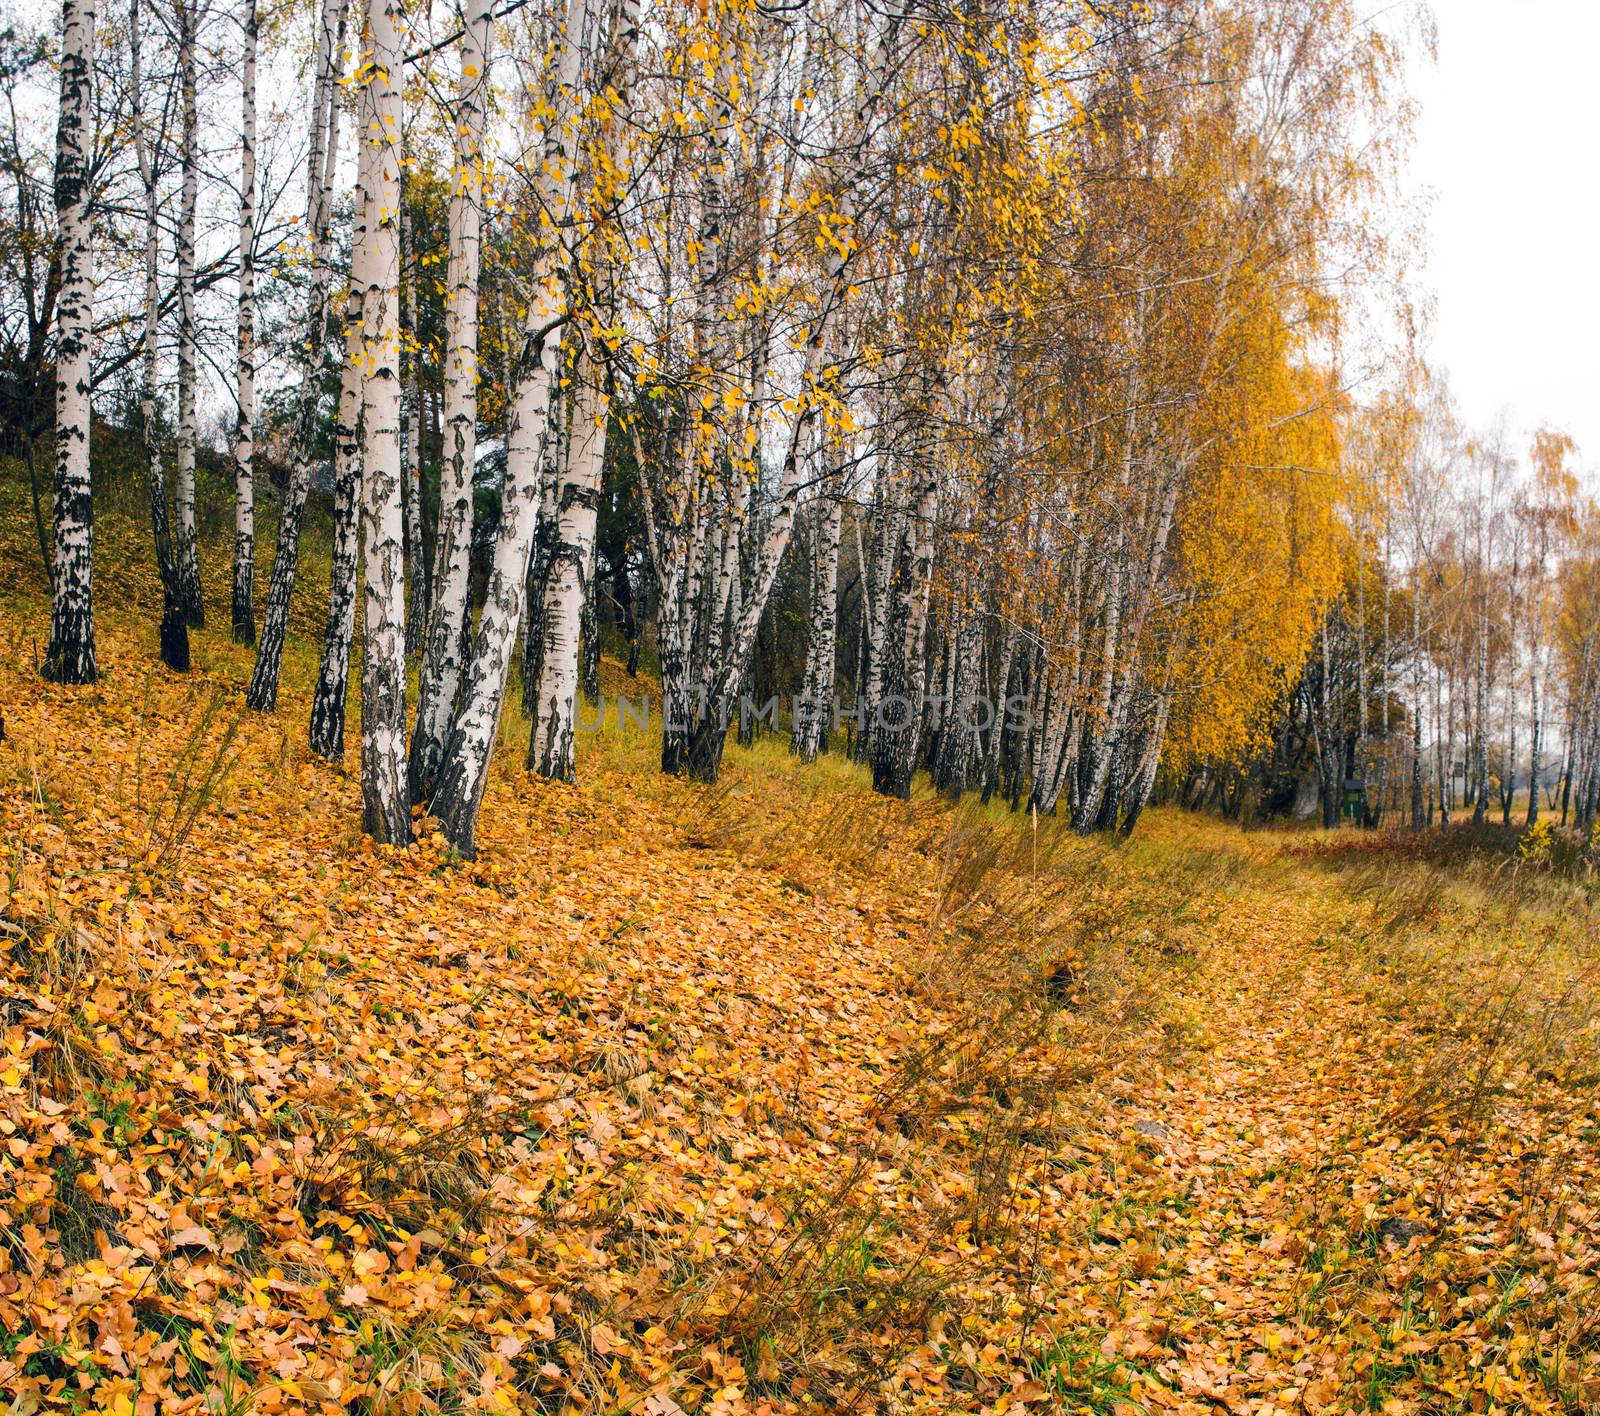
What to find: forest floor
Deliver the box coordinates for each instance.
[2,468,1599,1415]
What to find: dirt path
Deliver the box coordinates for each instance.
[1045,839,1598,1416]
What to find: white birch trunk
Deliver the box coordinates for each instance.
[43,0,97,684]
[855,487,898,764]
[399,191,425,653]
[935,587,982,793]
[431,0,596,854]
[409,0,494,800]
[309,113,374,762]
[131,0,188,670]
[520,388,567,713]
[980,625,1018,802]
[174,0,204,627]
[792,489,842,762]
[357,0,410,844]
[524,0,640,778]
[872,451,939,800]
[232,0,258,644]
[527,356,607,781]
[246,0,346,709]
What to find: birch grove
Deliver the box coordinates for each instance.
[19,0,1600,858]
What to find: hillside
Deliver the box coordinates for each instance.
[2,474,1599,1414]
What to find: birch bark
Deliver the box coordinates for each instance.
[527,356,606,781]
[309,100,373,762]
[400,191,425,653]
[245,0,346,710]
[872,452,938,800]
[525,0,639,780]
[792,489,842,762]
[232,0,259,644]
[43,0,97,685]
[431,0,596,854]
[174,0,204,626]
[131,0,188,670]
[409,0,493,799]
[357,0,411,844]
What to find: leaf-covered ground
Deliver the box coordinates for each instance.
[2,484,1599,1414]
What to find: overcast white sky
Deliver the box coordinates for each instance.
[1405,0,1600,467]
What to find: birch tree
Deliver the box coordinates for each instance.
[357,0,411,845]
[232,0,258,644]
[526,354,606,781]
[427,0,598,853]
[245,0,345,711]
[791,480,843,763]
[42,0,97,685]
[525,0,641,783]
[408,0,494,801]
[131,0,188,670]
[308,88,374,763]
[173,0,203,627]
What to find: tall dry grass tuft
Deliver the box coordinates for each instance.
[130,674,248,881]
[667,798,1226,1408]
[1294,853,1600,1409]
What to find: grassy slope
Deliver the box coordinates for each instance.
[1,464,1598,1414]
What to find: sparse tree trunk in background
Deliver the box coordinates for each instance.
[356,0,411,845]
[528,356,607,782]
[43,0,97,685]
[232,0,258,644]
[131,0,187,671]
[1314,614,1342,829]
[400,190,426,654]
[409,0,493,802]
[580,541,601,699]
[1410,558,1425,829]
[855,488,896,765]
[521,390,567,715]
[1440,650,1452,820]
[174,0,204,627]
[1376,538,1390,825]
[1354,544,1368,824]
[246,0,345,711]
[792,489,842,763]
[981,626,1018,804]
[1526,514,1549,827]
[308,114,373,763]
[873,458,938,800]
[1500,539,1520,825]
[1559,691,1574,826]
[935,587,981,795]
[432,0,596,855]
[1472,581,1489,825]
[1526,649,1540,826]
